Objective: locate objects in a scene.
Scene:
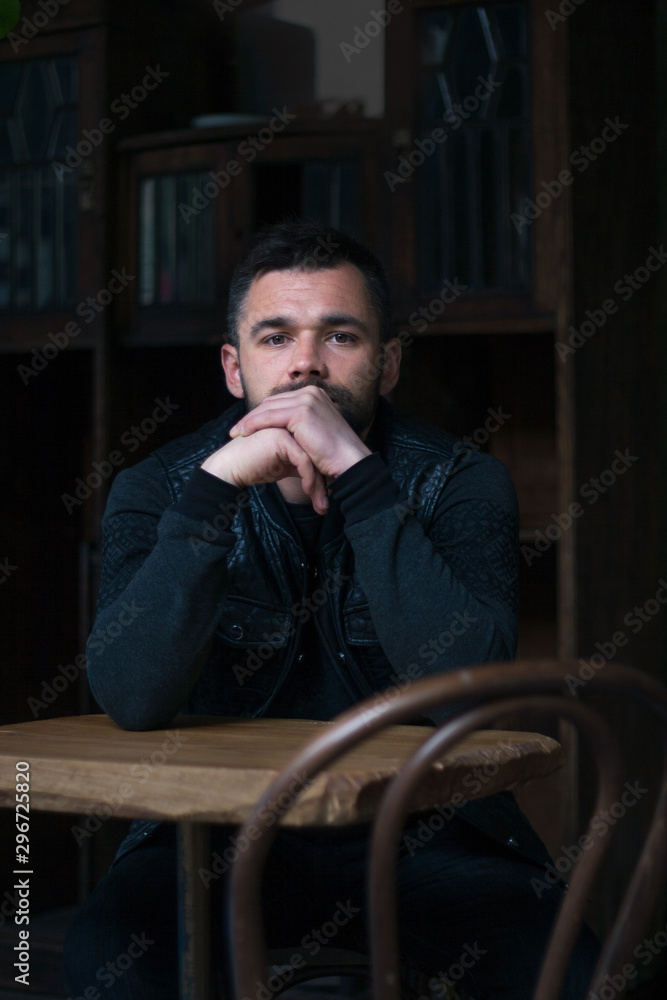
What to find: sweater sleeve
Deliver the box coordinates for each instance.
[87,463,244,730]
[329,447,519,687]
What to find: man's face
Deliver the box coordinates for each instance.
[221,263,400,437]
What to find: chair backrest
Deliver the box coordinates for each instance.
[228,660,667,1000]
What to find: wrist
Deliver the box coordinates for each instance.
[329,442,372,478]
[175,467,244,522]
[201,448,241,487]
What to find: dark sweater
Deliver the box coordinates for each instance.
[87,400,519,731]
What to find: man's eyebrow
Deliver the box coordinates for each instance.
[248,313,370,338]
[322,313,370,333]
[248,316,293,338]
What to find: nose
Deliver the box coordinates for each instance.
[289,334,329,382]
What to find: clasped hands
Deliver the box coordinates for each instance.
[201,386,371,514]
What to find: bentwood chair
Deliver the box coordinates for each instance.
[228,660,667,1000]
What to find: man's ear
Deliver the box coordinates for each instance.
[379,337,402,396]
[221,344,244,399]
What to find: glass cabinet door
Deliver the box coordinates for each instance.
[415,2,531,294]
[0,56,78,314]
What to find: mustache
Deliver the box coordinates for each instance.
[268,378,356,409]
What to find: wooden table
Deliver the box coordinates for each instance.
[0,714,563,998]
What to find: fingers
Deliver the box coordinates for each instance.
[223,394,336,512]
[275,433,329,514]
[312,480,330,514]
[229,385,368,481]
[229,386,333,439]
[304,467,329,514]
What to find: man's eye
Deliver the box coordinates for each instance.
[329,332,354,344]
[266,334,288,346]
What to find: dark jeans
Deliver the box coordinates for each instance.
[62,817,599,999]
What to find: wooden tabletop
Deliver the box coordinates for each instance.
[0,714,563,826]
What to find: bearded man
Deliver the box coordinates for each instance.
[63,221,598,999]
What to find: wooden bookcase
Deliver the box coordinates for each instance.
[384,0,576,858]
[0,0,237,908]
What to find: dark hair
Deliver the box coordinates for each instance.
[225,220,392,347]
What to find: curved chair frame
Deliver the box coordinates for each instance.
[369,694,622,1000]
[229,660,667,1000]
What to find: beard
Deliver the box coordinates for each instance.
[241,375,381,438]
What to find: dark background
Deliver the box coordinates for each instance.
[0,0,666,994]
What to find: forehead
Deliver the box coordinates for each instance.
[241,263,376,328]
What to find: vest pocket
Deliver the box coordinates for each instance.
[342,602,381,646]
[216,597,293,650]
